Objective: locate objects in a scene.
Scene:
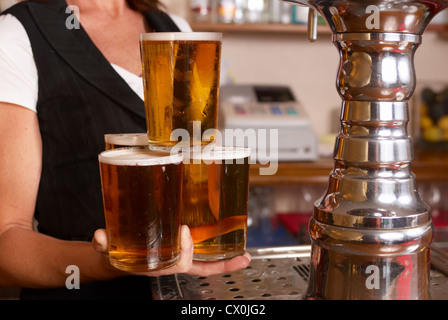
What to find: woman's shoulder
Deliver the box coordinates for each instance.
[0,14,38,113]
[0,13,29,41]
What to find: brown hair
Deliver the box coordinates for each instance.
[126,0,164,12]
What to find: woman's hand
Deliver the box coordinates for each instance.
[92,225,252,277]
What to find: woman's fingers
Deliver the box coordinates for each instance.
[92,228,108,254]
[151,225,252,277]
[165,224,194,274]
[188,252,251,277]
[159,225,252,276]
[131,225,194,277]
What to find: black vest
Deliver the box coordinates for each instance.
[3,0,181,299]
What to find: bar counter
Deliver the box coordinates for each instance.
[249,147,448,185]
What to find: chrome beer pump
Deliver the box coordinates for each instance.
[283,0,448,299]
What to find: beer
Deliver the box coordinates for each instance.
[181,147,251,261]
[98,147,183,272]
[104,133,148,150]
[140,32,222,150]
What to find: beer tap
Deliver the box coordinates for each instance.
[283,0,448,299]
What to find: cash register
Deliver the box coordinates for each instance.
[218,84,318,162]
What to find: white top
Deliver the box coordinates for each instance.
[0,13,192,112]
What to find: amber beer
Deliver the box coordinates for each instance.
[140,32,222,150]
[104,133,148,150]
[181,147,251,261]
[98,147,183,272]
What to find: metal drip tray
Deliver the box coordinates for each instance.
[150,245,448,300]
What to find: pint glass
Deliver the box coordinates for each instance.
[104,133,148,150]
[140,32,222,150]
[181,146,251,261]
[98,147,183,272]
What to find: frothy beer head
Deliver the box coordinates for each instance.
[140,32,222,42]
[104,133,148,150]
[99,147,183,166]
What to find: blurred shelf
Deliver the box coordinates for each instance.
[191,22,448,35]
[191,22,331,34]
[250,158,333,186]
[428,24,448,33]
[249,147,448,186]
[412,147,448,182]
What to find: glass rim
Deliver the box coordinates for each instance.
[140,32,222,42]
[104,133,148,146]
[98,147,183,166]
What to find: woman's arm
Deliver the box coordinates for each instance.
[0,102,124,288]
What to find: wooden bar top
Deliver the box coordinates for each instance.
[249,147,448,186]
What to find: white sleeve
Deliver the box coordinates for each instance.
[169,14,193,32]
[0,14,38,112]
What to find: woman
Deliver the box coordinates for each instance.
[0,0,250,299]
